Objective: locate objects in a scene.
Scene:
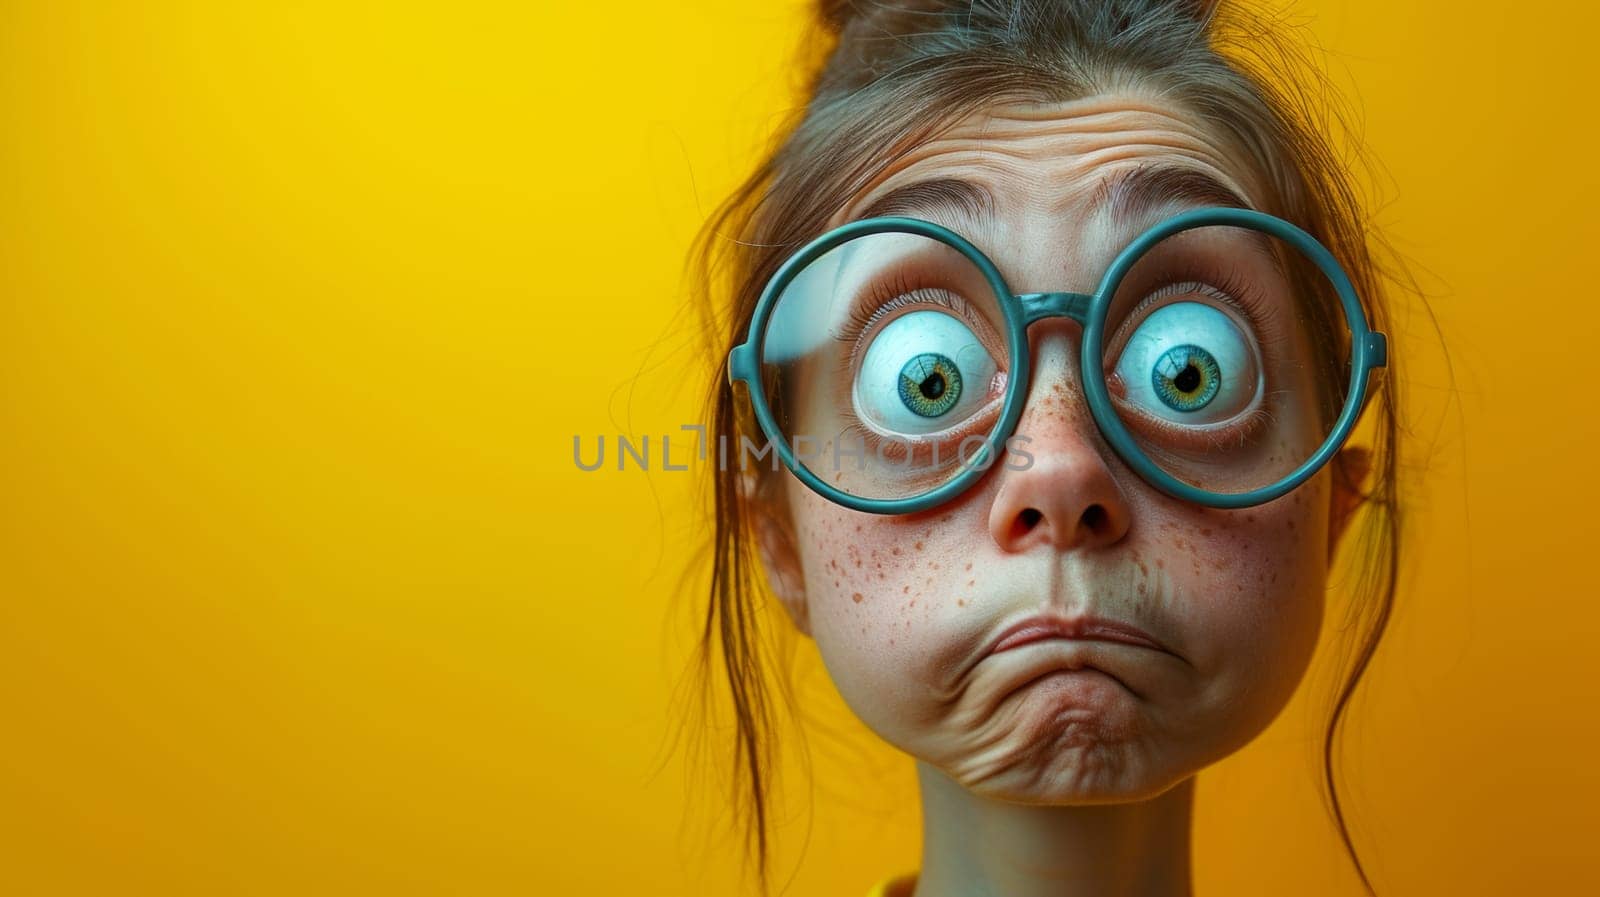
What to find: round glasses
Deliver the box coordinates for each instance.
[726,207,1388,514]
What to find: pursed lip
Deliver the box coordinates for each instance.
[985,614,1178,659]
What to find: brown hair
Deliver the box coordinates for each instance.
[671,1,1413,893]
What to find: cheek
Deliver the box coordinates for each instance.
[1160,476,1330,687]
[786,483,972,704]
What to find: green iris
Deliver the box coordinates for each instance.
[897,352,963,418]
[1151,344,1220,412]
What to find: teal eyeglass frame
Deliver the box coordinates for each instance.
[726,206,1389,514]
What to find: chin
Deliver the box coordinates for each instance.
[950,740,1184,805]
[937,669,1183,803]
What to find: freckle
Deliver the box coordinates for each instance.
[1156,558,1164,569]
[909,599,916,607]
[852,592,863,603]
[967,579,975,587]
[854,558,861,567]
[1200,527,1212,537]
[958,598,966,607]
[855,524,861,532]
[1245,513,1255,523]
[915,541,924,551]
[931,562,939,570]
[965,562,972,571]
[833,580,840,588]
[1235,583,1244,593]
[892,547,902,556]
[903,585,910,593]
[889,638,895,645]
[1287,520,1296,531]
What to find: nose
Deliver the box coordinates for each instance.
[987,317,1132,553]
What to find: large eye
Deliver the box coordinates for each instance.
[1112,300,1261,426]
[854,310,999,436]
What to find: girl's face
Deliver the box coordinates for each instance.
[755,93,1369,803]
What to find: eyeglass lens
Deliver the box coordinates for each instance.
[756,224,1353,505]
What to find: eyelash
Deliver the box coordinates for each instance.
[1113,262,1280,350]
[828,269,1005,460]
[1107,261,1287,451]
[835,268,992,347]
[838,262,1281,358]
[828,260,1287,454]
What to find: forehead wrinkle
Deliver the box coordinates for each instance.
[930,101,1236,154]
[841,140,1252,222]
[875,128,1231,164]
[830,96,1267,234]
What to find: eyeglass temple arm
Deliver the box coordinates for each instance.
[728,344,754,386]
[1359,331,1388,412]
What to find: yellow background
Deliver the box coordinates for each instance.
[2,2,1595,894]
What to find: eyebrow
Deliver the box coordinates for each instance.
[846,164,1253,231]
[1094,164,1253,222]
[849,177,998,229]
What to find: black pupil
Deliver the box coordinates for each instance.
[920,373,946,400]
[1174,363,1200,394]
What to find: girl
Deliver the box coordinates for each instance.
[680,2,1406,894]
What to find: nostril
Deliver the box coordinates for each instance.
[1009,507,1044,541]
[1005,505,1115,546]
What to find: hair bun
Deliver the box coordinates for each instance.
[815,0,854,33]
[818,1,1220,37]
[1175,0,1222,23]
[816,0,948,36]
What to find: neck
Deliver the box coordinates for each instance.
[910,760,1195,897]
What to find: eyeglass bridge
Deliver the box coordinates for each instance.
[1015,291,1096,325]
